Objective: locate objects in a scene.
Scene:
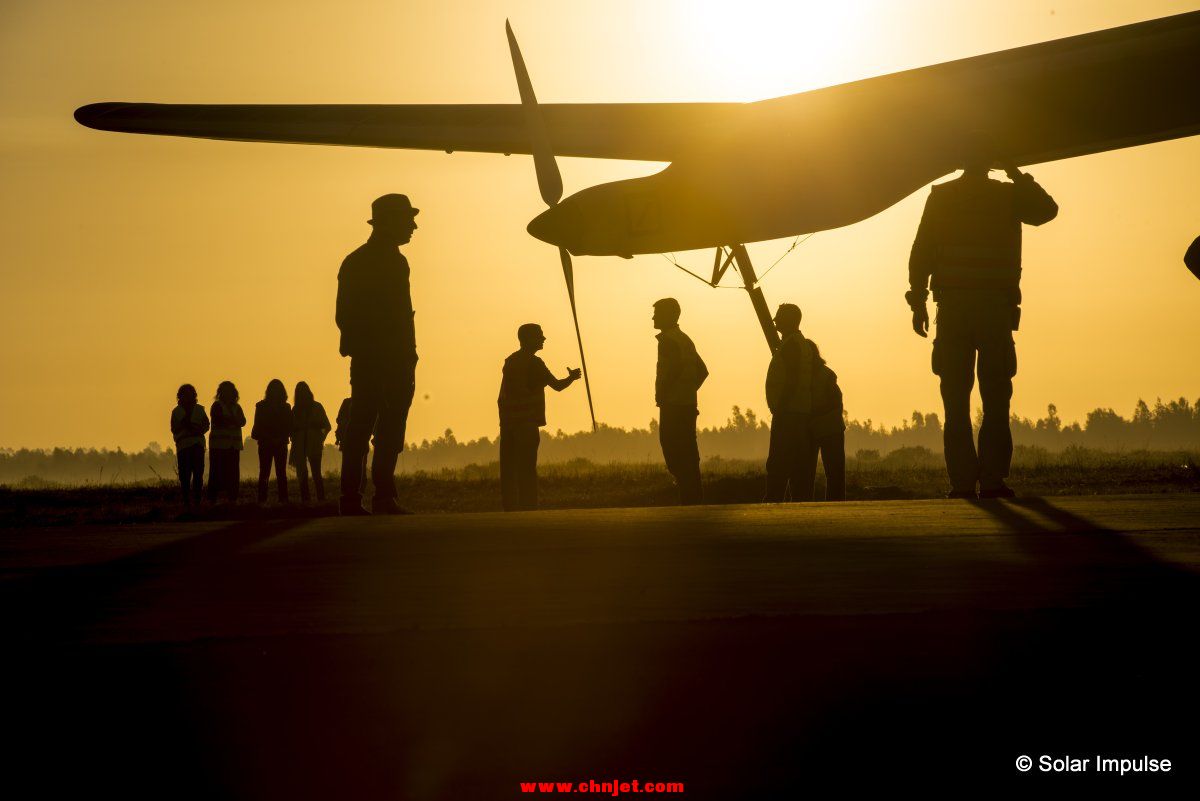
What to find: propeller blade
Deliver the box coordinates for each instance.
[560,247,597,432]
[506,20,563,208]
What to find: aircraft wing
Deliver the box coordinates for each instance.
[73,102,740,162]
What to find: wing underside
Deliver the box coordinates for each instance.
[74,102,740,163]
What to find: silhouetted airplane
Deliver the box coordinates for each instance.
[76,12,1200,429]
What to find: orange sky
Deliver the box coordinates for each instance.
[1,0,1198,450]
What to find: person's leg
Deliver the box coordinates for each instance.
[518,425,540,511]
[228,450,241,503]
[177,448,190,506]
[341,357,382,509]
[934,304,980,495]
[310,452,325,501]
[500,425,519,511]
[192,448,205,506]
[371,362,416,510]
[764,415,793,502]
[821,432,847,501]
[789,420,816,502]
[257,442,271,503]
[207,448,220,503]
[977,305,1017,493]
[660,407,702,505]
[273,443,288,502]
[295,450,311,502]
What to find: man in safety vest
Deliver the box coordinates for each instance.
[653,298,709,505]
[497,323,581,511]
[907,152,1058,499]
[763,303,818,502]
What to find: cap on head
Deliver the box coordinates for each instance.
[369,193,420,225]
[773,303,802,329]
[517,323,544,345]
[653,297,681,324]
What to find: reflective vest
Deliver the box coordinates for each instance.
[765,333,815,415]
[655,327,704,408]
[209,401,245,451]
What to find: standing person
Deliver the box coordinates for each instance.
[170,383,209,510]
[497,323,581,511]
[907,150,1057,499]
[336,194,420,516]
[652,298,708,505]
[207,380,246,504]
[763,304,818,502]
[252,379,293,504]
[806,348,846,502]
[290,381,332,502]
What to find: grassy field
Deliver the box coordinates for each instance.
[1,446,1197,528]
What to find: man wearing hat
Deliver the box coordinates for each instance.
[335,194,420,515]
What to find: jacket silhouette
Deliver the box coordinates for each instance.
[653,298,709,505]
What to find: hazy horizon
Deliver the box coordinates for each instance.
[3,0,1199,450]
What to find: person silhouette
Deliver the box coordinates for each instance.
[252,379,293,504]
[652,298,708,505]
[763,304,818,502]
[907,147,1057,499]
[497,323,580,511]
[207,380,246,503]
[170,383,209,510]
[805,345,846,501]
[336,194,420,516]
[290,381,331,502]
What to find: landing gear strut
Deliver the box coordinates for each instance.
[711,245,780,352]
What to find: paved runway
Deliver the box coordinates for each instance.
[3,495,1198,796]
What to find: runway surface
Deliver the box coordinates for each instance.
[3,495,1199,796]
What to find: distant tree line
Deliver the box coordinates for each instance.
[3,397,1199,486]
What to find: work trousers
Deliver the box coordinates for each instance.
[294,451,325,502]
[177,443,204,506]
[764,413,813,502]
[207,448,240,503]
[933,298,1018,493]
[257,440,288,503]
[500,423,540,511]
[804,431,846,501]
[341,353,416,505]
[659,405,702,505]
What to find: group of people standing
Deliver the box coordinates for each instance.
[169,379,333,510]
[495,297,847,511]
[189,155,1054,516]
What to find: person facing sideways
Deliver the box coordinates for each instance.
[907,145,1057,499]
[251,379,293,504]
[290,381,332,503]
[806,346,847,502]
[497,323,581,512]
[652,297,709,505]
[207,381,246,504]
[763,304,820,502]
[170,383,209,511]
[336,193,420,516]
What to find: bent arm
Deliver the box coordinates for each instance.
[1013,174,1058,226]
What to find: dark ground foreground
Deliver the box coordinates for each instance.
[3,496,1199,797]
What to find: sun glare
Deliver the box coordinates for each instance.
[680,0,882,99]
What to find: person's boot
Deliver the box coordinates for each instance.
[979,483,1016,499]
[946,488,978,499]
